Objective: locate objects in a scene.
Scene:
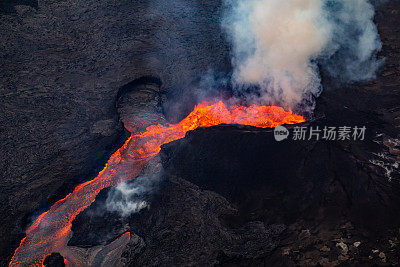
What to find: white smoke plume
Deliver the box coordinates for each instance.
[222,0,383,110]
[106,180,149,216]
[106,157,163,217]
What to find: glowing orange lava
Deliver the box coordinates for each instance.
[9,100,305,266]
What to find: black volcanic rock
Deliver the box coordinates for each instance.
[0,0,38,14]
[153,123,400,265]
[69,121,400,265]
[127,176,285,266]
[70,171,285,266]
[162,124,400,232]
[43,253,65,267]
[0,0,229,263]
[117,79,164,133]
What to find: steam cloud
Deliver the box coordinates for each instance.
[222,0,383,110]
[106,158,163,217]
[106,180,149,216]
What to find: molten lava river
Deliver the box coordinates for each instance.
[10,100,305,266]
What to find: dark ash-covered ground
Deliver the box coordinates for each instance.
[69,118,400,266]
[0,0,228,264]
[1,0,400,266]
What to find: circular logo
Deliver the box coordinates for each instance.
[274,125,289,141]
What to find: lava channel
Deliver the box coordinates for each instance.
[9,100,305,266]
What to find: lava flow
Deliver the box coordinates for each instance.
[9,100,305,266]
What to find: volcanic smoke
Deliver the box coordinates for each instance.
[222,0,383,110]
[10,101,304,266]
